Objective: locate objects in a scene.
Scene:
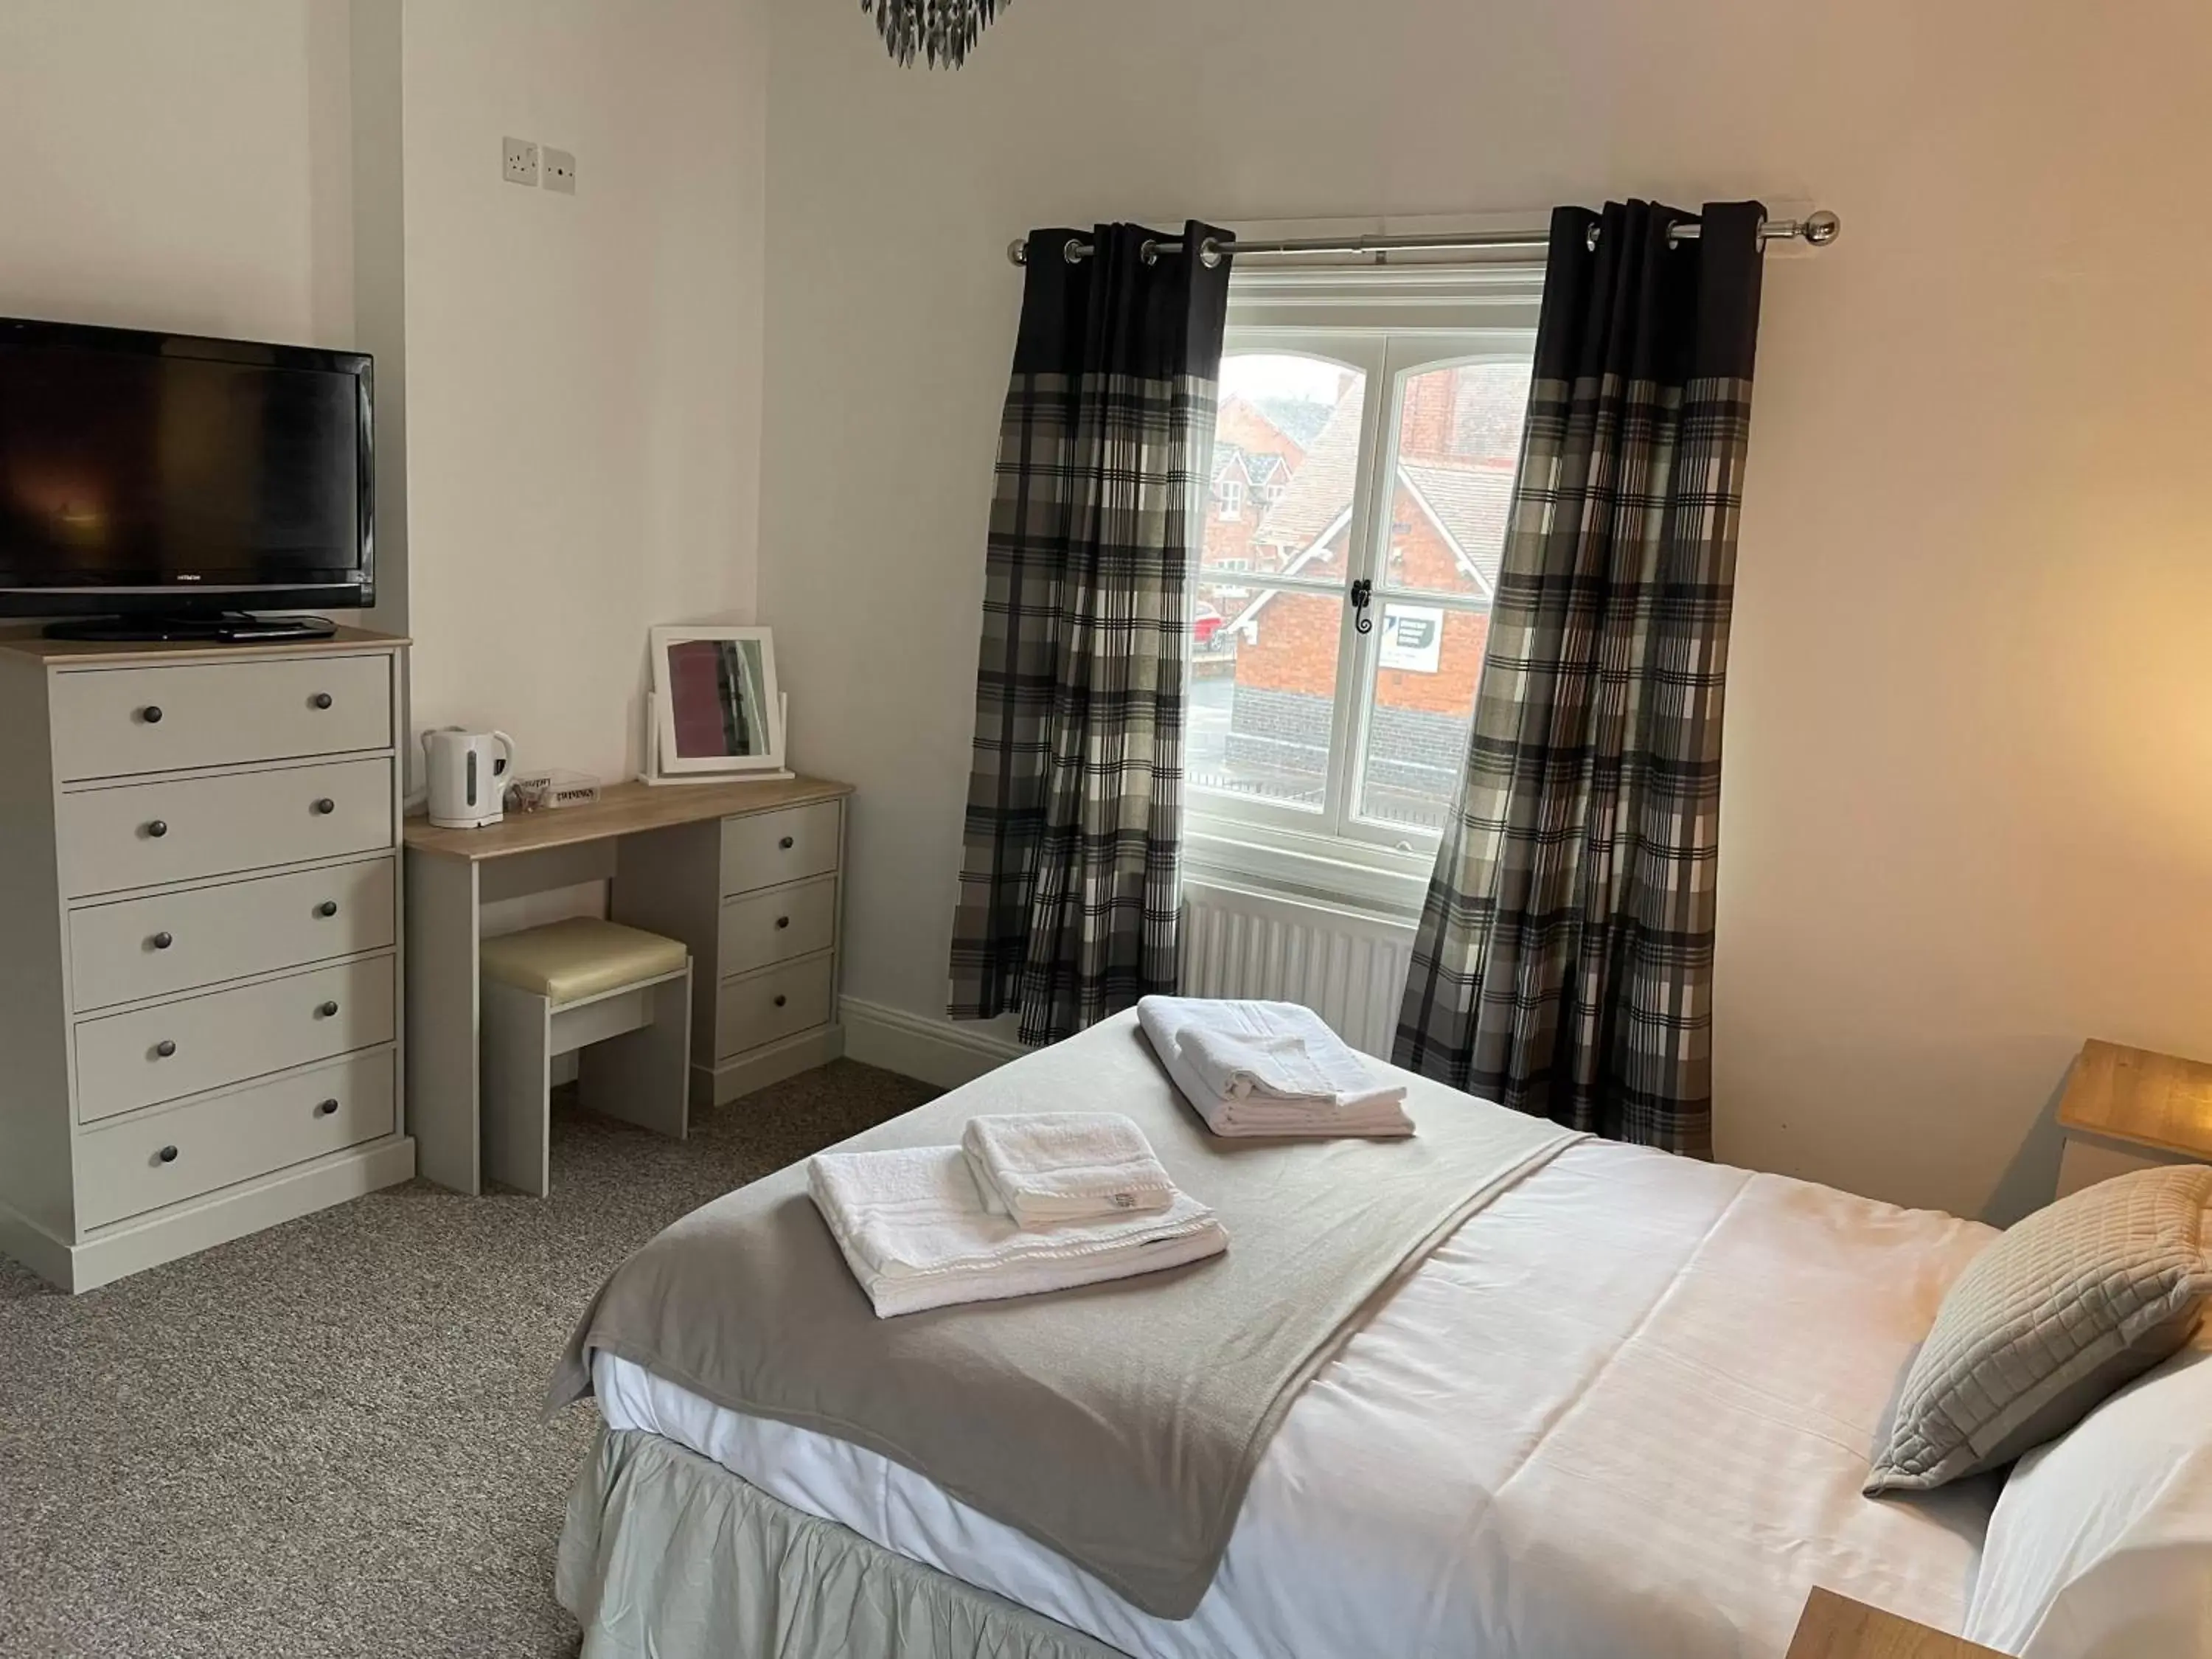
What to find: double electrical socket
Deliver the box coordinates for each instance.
[502,137,576,195]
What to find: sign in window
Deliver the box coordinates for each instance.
[1378,605,1444,674]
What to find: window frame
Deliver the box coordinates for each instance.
[1184,328,1388,851]
[1187,284,1543,905]
[1340,334,1531,849]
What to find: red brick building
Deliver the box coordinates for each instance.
[1205,395,1309,580]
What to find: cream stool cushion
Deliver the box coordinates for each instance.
[480,917,688,1005]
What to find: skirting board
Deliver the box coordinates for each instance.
[0,1134,417,1295]
[692,1024,847,1108]
[840,996,1025,1091]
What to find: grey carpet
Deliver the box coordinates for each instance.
[0,1060,936,1659]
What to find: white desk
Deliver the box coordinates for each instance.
[403,775,852,1193]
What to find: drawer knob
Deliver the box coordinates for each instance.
[316,900,338,919]
[157,1144,178,1164]
[776,915,790,929]
[150,931,173,950]
[313,797,335,815]
[311,692,334,710]
[145,819,168,839]
[773,993,788,1008]
[154,1039,176,1058]
[317,1000,340,1018]
[315,1098,339,1117]
[779,835,795,850]
[142,705,164,724]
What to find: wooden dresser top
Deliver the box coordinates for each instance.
[2058,1038,2212,1161]
[0,625,406,667]
[1784,1587,2003,1659]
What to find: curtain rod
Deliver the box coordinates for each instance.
[1006,210,1840,268]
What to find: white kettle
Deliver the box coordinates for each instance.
[422,727,515,829]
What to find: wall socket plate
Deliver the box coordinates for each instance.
[543,147,576,195]
[502,136,539,187]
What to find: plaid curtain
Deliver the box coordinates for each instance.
[948,223,1232,1046]
[1394,201,1767,1155]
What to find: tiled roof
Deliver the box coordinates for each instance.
[1250,394,1334,449]
[1398,461,1515,589]
[1253,384,1363,547]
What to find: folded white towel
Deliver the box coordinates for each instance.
[961,1113,1175,1226]
[1166,1001,1403,1107]
[1137,996,1414,1139]
[807,1146,1228,1318]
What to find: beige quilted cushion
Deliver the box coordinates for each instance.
[1865,1164,2212,1494]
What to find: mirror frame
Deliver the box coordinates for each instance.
[648,625,786,776]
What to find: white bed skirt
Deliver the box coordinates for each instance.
[560,1425,1128,1659]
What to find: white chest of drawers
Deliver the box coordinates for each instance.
[0,629,414,1293]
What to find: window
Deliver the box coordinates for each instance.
[1217,478,1245,520]
[1187,260,1542,899]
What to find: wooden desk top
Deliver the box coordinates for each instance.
[2058,1038,2212,1161]
[1784,1588,2003,1659]
[403,775,852,862]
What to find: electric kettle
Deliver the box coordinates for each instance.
[422,727,515,829]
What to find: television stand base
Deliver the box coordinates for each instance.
[41,612,339,644]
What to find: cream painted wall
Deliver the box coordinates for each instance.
[400,0,767,787]
[0,0,767,794]
[0,1,352,360]
[0,1,408,633]
[758,0,2212,1219]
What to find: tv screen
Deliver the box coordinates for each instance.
[0,318,372,614]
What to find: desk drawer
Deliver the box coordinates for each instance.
[53,655,392,782]
[60,757,394,898]
[76,1049,395,1230]
[75,955,395,1124]
[714,952,833,1059]
[70,858,397,1012]
[717,877,837,978]
[720,801,840,897]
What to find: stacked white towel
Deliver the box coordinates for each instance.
[960,1113,1176,1225]
[808,1141,1226,1318]
[1137,995,1414,1138]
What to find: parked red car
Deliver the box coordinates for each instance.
[1193,604,1225,646]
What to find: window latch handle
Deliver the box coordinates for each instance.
[1349,578,1374,635]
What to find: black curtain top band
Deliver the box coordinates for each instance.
[1533,200,1766,389]
[1011,222,1235,380]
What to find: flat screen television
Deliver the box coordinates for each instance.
[0,316,372,640]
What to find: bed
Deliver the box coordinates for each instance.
[546,1012,2202,1659]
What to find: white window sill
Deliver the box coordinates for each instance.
[1183,820,1433,922]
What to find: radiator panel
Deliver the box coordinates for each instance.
[1178,884,1414,1058]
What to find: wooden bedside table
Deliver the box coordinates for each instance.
[2055,1039,2212,1199]
[1786,1587,2004,1658]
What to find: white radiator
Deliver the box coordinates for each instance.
[1178,883,1416,1058]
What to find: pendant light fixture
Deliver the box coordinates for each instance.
[860,0,1006,69]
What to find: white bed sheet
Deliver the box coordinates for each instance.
[595,1138,2001,1659]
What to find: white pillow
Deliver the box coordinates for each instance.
[1964,1326,2212,1657]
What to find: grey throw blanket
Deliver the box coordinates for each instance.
[549,1011,1579,1618]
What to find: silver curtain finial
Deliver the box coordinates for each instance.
[860,0,1008,68]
